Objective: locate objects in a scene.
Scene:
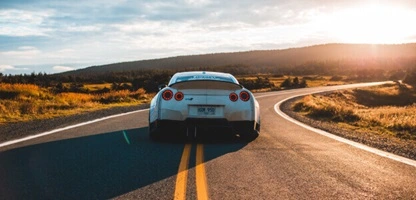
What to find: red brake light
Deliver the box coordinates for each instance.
[229,92,238,102]
[175,91,184,101]
[162,89,173,100]
[239,91,250,101]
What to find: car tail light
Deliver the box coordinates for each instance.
[162,89,173,100]
[175,91,184,101]
[229,92,238,102]
[239,91,250,101]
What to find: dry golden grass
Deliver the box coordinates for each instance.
[0,83,44,99]
[58,92,95,103]
[0,83,150,124]
[293,83,416,140]
[84,83,112,91]
[358,106,416,131]
[0,83,40,93]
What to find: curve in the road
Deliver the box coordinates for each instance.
[274,96,416,168]
[2,81,415,169]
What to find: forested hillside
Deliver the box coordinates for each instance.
[2,43,416,93]
[59,43,416,76]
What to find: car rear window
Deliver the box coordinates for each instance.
[173,75,236,84]
[170,80,242,90]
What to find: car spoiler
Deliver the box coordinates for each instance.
[169,80,243,90]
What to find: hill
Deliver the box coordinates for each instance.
[58,43,416,76]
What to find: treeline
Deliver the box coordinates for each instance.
[0,70,173,94]
[0,72,51,87]
[1,58,416,94]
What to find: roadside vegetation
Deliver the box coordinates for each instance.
[292,82,416,141]
[0,83,150,124]
[0,72,349,124]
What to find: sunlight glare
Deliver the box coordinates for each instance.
[325,4,416,44]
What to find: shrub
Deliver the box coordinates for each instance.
[130,88,147,99]
[58,93,95,106]
[403,70,416,86]
[20,102,37,115]
[280,77,292,88]
[330,76,343,81]
[97,90,132,104]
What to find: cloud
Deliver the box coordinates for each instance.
[1,46,41,59]
[184,0,212,6]
[64,25,101,32]
[52,65,75,72]
[1,0,416,74]
[0,64,29,72]
[0,9,53,37]
[0,26,49,37]
[0,64,14,72]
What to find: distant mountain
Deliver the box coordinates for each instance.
[59,43,416,76]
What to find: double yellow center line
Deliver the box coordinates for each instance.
[174,144,209,200]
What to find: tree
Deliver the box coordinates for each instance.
[54,82,67,93]
[293,77,300,86]
[280,77,292,88]
[111,82,119,90]
[403,69,416,86]
[299,79,308,88]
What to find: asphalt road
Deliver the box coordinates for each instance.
[1,83,415,199]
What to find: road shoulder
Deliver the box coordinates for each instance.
[0,104,149,143]
[280,97,416,161]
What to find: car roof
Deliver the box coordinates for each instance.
[168,71,239,86]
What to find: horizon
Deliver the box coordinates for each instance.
[1,0,416,75]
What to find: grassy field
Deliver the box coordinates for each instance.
[0,83,151,124]
[292,83,416,141]
[0,75,348,125]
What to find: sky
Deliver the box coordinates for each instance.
[1,0,416,75]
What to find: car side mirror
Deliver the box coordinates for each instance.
[158,84,167,91]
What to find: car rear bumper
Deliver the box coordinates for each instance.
[149,119,259,134]
[159,107,255,122]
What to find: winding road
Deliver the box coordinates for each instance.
[1,82,415,199]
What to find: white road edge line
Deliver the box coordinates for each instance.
[274,95,416,168]
[0,109,149,148]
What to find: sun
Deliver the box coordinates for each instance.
[325,4,415,44]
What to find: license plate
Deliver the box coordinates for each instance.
[197,107,216,115]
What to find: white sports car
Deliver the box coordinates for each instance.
[149,71,260,141]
